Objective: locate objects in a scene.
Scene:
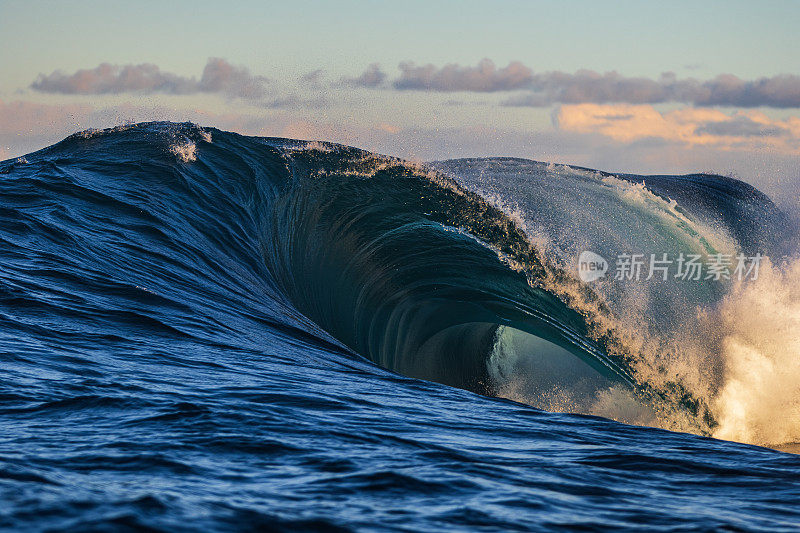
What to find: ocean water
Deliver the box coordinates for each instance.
[1,122,799,531]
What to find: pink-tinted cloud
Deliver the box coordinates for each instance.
[504,71,687,105]
[358,59,800,108]
[198,58,269,99]
[31,63,195,95]
[509,72,800,108]
[31,58,268,99]
[698,74,800,108]
[394,59,533,92]
[31,57,800,109]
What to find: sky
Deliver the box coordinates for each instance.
[1,0,799,206]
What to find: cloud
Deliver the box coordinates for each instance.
[555,103,800,152]
[394,59,533,92]
[32,56,800,110]
[31,58,268,99]
[342,63,386,88]
[509,71,800,108]
[695,74,800,108]
[362,58,800,108]
[31,63,194,95]
[197,57,269,99]
[506,71,688,105]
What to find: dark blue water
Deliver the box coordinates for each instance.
[1,122,799,531]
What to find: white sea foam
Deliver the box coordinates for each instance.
[711,256,800,446]
[170,139,197,162]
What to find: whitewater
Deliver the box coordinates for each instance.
[0,122,798,530]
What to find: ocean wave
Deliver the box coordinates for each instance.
[2,121,800,529]
[3,121,796,444]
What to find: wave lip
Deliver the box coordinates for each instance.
[265,143,641,396]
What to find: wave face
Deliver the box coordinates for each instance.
[1,122,800,530]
